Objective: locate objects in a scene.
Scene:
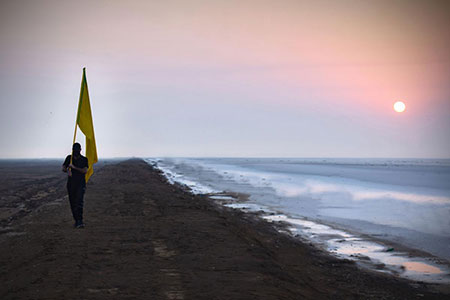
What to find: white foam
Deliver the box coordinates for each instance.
[209,195,236,200]
[224,203,269,212]
[144,158,219,195]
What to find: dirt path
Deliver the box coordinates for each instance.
[0,159,447,299]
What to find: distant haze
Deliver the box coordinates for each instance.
[1,0,449,158]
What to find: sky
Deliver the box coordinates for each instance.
[1,0,449,158]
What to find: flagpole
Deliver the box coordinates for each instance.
[70,117,78,159]
[69,68,85,173]
[72,101,79,149]
[69,106,79,176]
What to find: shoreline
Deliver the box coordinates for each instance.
[149,157,450,278]
[0,158,448,299]
[186,189,450,285]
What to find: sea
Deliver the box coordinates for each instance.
[145,157,450,284]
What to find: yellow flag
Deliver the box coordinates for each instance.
[76,67,98,182]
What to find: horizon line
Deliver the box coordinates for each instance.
[1,156,450,160]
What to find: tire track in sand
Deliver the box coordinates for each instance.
[152,239,184,300]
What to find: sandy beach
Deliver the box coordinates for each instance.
[0,159,448,299]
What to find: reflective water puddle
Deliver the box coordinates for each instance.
[263,214,450,284]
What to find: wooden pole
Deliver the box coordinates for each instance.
[69,68,85,175]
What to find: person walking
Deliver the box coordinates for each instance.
[62,142,89,228]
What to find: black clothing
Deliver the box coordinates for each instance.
[67,182,85,222]
[63,155,89,186]
[63,155,89,223]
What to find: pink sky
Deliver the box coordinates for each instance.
[0,0,449,158]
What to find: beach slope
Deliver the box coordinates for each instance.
[0,159,446,299]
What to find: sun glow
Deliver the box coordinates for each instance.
[394,101,406,113]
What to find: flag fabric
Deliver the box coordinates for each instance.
[76,67,98,182]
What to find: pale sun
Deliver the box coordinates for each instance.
[393,101,406,113]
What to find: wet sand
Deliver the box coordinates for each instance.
[0,159,448,299]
